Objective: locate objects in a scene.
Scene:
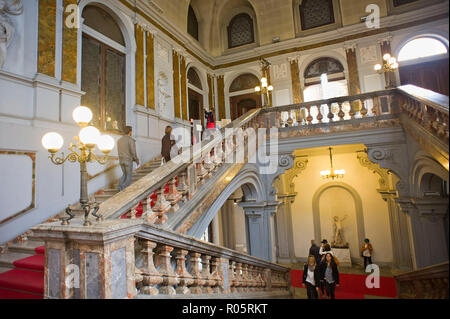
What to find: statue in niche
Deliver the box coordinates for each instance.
[0,0,23,68]
[331,215,349,248]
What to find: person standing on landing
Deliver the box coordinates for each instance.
[361,238,373,270]
[320,253,340,299]
[117,126,140,191]
[309,240,321,265]
[302,255,321,299]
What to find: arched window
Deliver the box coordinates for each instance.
[299,0,335,31]
[81,5,126,133]
[187,68,202,90]
[229,73,259,92]
[227,13,254,48]
[187,5,199,41]
[398,37,448,62]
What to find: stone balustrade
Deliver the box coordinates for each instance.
[394,261,449,299]
[31,218,290,299]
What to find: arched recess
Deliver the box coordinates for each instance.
[186,64,208,123]
[410,151,449,198]
[393,32,449,95]
[77,0,135,132]
[227,72,262,120]
[217,0,260,54]
[187,165,266,239]
[312,182,366,252]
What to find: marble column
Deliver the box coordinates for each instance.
[180,55,188,120]
[207,74,215,112]
[172,50,181,118]
[378,37,397,88]
[217,75,226,120]
[146,30,155,109]
[398,197,449,269]
[289,57,303,104]
[275,193,297,263]
[62,0,78,84]
[345,44,362,114]
[38,0,57,77]
[239,201,280,261]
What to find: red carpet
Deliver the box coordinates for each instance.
[0,247,45,299]
[291,269,397,299]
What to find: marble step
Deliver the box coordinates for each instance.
[7,241,44,255]
[0,252,32,269]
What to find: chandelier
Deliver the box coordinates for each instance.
[320,147,345,180]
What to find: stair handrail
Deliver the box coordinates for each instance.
[397,85,449,115]
[97,108,262,220]
[263,88,396,113]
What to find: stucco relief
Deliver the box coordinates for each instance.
[0,0,23,68]
[157,72,170,115]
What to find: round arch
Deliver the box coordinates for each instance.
[312,182,366,249]
[187,165,266,238]
[77,0,136,112]
[393,30,449,66]
[298,51,349,81]
[410,151,449,198]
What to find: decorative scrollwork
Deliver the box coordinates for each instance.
[278,154,294,168]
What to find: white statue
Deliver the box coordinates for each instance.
[332,214,349,248]
[0,0,23,68]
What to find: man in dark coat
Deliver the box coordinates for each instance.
[161,126,174,163]
[309,240,321,265]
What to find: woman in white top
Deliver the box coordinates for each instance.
[302,255,321,299]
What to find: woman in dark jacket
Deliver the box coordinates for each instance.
[320,253,340,299]
[302,255,321,299]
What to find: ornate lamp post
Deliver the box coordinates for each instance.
[320,147,346,180]
[254,77,274,107]
[374,53,399,89]
[41,106,115,226]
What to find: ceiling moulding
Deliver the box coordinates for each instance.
[120,0,447,71]
[121,0,215,71]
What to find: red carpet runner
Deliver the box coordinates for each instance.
[291,269,397,299]
[0,246,45,299]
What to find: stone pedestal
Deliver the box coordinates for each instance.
[332,248,352,267]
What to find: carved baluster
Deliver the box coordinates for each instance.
[174,249,194,295]
[258,267,265,291]
[188,252,204,294]
[210,257,223,294]
[177,171,188,203]
[316,105,324,123]
[156,245,178,295]
[239,264,247,292]
[337,102,345,121]
[213,144,223,167]
[229,261,237,293]
[360,99,368,117]
[143,193,157,223]
[327,103,335,122]
[130,203,139,219]
[233,262,243,293]
[153,187,171,224]
[287,110,294,126]
[306,106,313,124]
[201,254,213,294]
[203,150,215,178]
[167,177,182,213]
[247,265,256,291]
[140,240,162,295]
[349,101,356,119]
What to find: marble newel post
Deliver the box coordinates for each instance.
[239,201,280,262]
[32,219,140,299]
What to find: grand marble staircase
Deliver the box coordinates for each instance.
[1,85,447,299]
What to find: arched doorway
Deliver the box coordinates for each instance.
[81,4,127,133]
[397,36,449,95]
[187,67,205,126]
[229,73,262,120]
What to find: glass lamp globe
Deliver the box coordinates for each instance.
[268,85,274,91]
[261,77,267,84]
[79,126,100,148]
[392,62,399,69]
[389,57,397,65]
[262,82,268,88]
[383,53,391,61]
[374,64,382,71]
[254,86,261,92]
[72,106,93,127]
[42,132,64,153]
[97,135,115,154]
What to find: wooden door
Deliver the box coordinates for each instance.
[230,93,262,120]
[188,88,204,126]
[399,59,449,96]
